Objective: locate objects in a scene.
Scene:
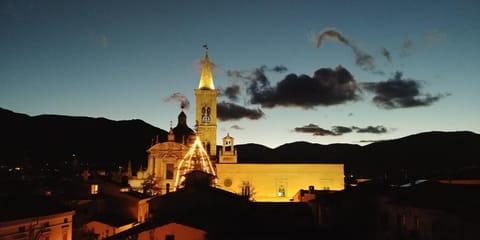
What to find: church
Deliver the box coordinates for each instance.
[129,48,344,202]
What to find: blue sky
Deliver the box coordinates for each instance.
[1,0,479,148]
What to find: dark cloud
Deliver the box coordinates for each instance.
[163,92,190,109]
[246,65,361,108]
[226,65,287,80]
[332,126,353,134]
[314,28,382,74]
[294,124,337,136]
[272,65,288,73]
[315,28,351,47]
[361,71,449,109]
[226,69,247,79]
[380,47,391,62]
[353,125,388,134]
[217,101,264,121]
[222,84,241,101]
[231,125,244,130]
[295,124,389,136]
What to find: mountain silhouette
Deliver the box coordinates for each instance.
[0,107,167,171]
[1,107,479,179]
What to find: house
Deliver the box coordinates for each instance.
[0,197,75,240]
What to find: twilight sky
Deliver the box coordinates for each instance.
[1,0,479,148]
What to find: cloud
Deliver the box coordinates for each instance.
[226,65,287,80]
[332,126,353,134]
[242,65,361,108]
[221,84,241,101]
[295,124,390,136]
[231,125,244,130]
[313,28,383,74]
[217,101,264,121]
[380,47,392,62]
[225,70,246,79]
[294,124,337,136]
[352,125,388,134]
[361,71,449,109]
[271,65,288,73]
[163,92,190,109]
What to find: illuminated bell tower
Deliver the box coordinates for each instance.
[195,46,219,159]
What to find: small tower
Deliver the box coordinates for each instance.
[219,133,237,164]
[195,45,219,159]
[167,127,175,142]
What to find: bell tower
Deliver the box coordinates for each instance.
[219,133,237,163]
[195,45,219,159]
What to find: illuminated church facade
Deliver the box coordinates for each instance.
[129,49,344,201]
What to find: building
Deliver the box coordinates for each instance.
[379,181,480,240]
[128,48,345,201]
[107,171,317,240]
[0,197,75,240]
[63,175,152,239]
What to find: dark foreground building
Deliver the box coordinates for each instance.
[106,171,317,240]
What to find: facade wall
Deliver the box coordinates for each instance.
[0,211,74,240]
[216,163,344,202]
[129,141,188,195]
[85,221,133,240]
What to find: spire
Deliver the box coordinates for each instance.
[198,45,215,90]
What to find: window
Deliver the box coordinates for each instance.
[64,218,68,223]
[278,185,285,197]
[90,184,99,194]
[165,234,175,240]
[225,140,231,151]
[18,226,25,232]
[166,164,174,179]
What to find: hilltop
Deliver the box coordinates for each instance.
[1,107,479,179]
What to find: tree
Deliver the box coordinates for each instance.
[141,175,160,196]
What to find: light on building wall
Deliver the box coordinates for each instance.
[174,137,217,190]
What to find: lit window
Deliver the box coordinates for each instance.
[278,185,285,197]
[91,184,99,195]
